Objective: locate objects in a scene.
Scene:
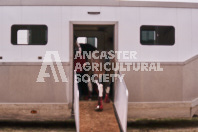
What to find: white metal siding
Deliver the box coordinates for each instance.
[0,6,197,62]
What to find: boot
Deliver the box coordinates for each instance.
[84,85,92,100]
[84,91,92,100]
[95,97,103,111]
[104,93,110,103]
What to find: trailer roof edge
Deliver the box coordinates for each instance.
[0,0,198,8]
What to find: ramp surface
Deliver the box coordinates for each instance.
[80,101,120,132]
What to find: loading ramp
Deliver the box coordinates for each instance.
[74,71,128,132]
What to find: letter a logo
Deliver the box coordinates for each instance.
[36,51,68,82]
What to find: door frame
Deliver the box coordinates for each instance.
[69,21,118,110]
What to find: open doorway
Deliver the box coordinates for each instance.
[73,24,115,101]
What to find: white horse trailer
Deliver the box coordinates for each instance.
[1,0,198,123]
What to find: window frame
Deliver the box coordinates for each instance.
[11,24,48,46]
[140,25,175,46]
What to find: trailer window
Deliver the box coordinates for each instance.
[140,25,175,45]
[11,25,48,45]
[77,37,97,48]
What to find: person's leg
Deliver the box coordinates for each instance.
[95,80,103,111]
[104,85,110,103]
[80,73,90,100]
[77,74,82,99]
[87,79,92,100]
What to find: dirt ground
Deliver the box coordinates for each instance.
[128,117,198,132]
[2,108,198,132]
[80,101,120,132]
[0,120,75,132]
[128,128,198,132]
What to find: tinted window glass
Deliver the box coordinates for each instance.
[11,25,48,45]
[140,25,175,45]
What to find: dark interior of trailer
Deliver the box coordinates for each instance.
[73,25,114,101]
